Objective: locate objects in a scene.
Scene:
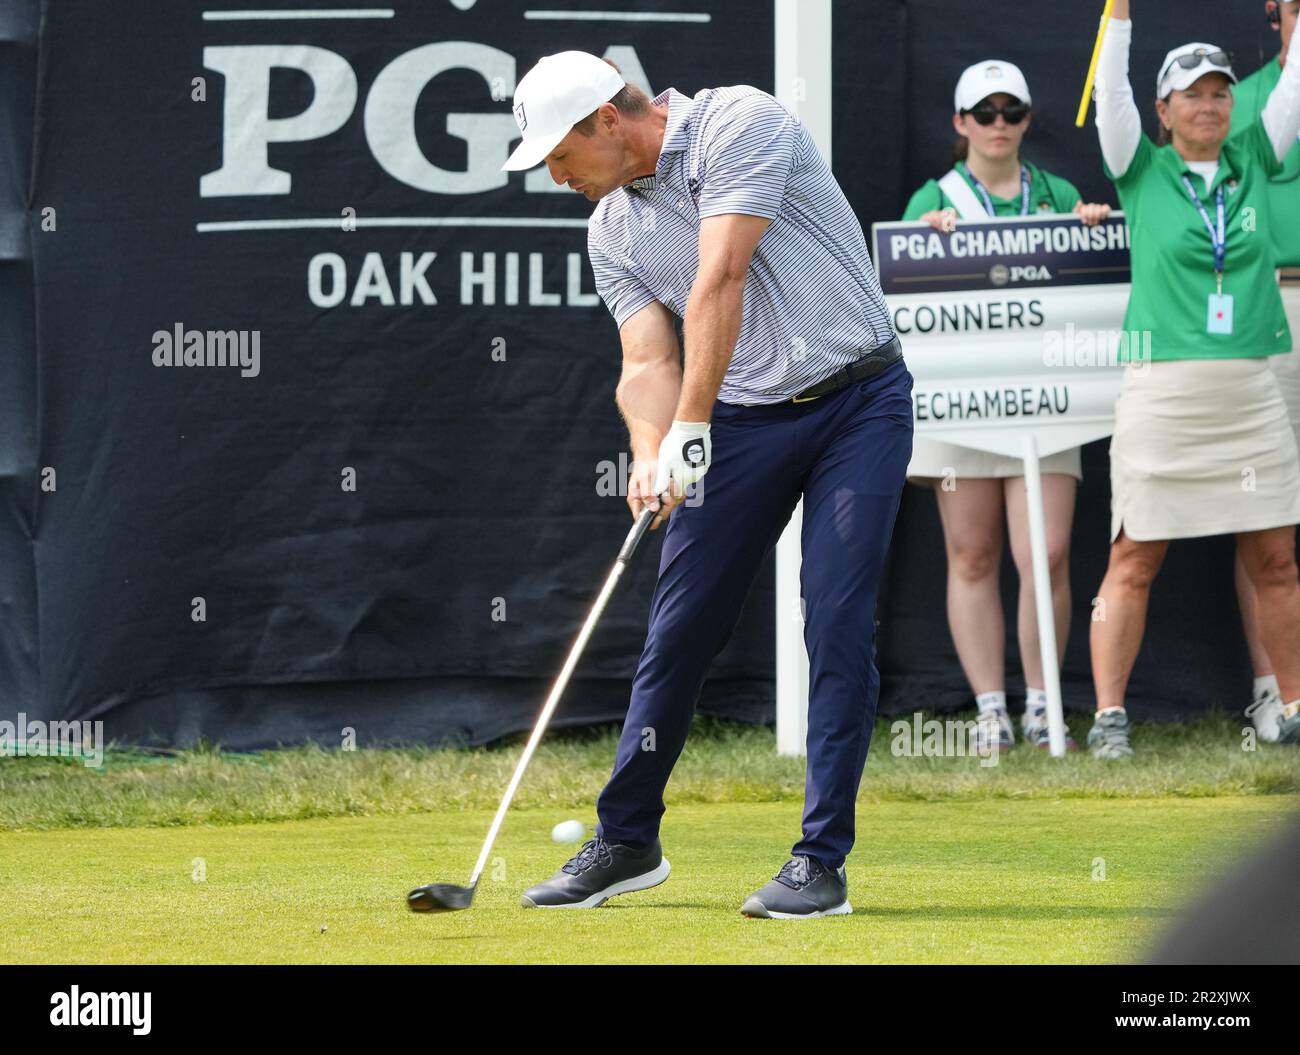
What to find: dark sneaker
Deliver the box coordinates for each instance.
[740,855,851,919]
[1087,707,1134,759]
[520,836,669,909]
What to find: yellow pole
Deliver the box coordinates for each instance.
[1075,0,1115,127]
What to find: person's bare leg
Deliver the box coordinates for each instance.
[1236,527,1300,705]
[1090,530,1169,711]
[1234,548,1275,677]
[933,478,1005,695]
[1006,473,1076,689]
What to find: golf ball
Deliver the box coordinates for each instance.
[551,819,586,843]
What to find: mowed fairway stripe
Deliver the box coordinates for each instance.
[0,797,1294,964]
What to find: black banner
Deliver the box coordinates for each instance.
[0,1,1287,747]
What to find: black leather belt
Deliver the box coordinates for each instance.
[789,336,903,403]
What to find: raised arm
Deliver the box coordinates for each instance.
[1094,0,1142,178]
[1261,3,1300,162]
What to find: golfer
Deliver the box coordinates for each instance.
[1088,0,1300,756]
[902,60,1112,754]
[1231,0,1300,742]
[500,52,913,917]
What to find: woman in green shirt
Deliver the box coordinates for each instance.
[1089,0,1300,756]
[901,60,1112,754]
[902,60,1110,228]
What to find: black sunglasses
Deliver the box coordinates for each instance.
[1159,49,1231,85]
[960,100,1031,126]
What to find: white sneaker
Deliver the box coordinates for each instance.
[975,707,1014,753]
[1021,707,1078,750]
[1245,688,1284,743]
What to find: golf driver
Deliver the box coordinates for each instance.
[408,493,670,912]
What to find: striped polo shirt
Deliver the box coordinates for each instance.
[587,85,897,406]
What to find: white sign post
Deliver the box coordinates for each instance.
[1022,433,1067,756]
[773,0,831,756]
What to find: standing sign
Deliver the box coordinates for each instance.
[870,213,1134,756]
[872,214,1135,459]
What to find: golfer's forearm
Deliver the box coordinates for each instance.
[616,359,681,461]
[678,278,744,421]
[1094,15,1139,176]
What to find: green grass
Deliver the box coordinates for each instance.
[1,713,1296,963]
[0,797,1292,964]
[0,712,1295,832]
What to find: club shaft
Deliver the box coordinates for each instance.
[466,506,658,887]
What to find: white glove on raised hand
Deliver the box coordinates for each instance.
[653,420,711,496]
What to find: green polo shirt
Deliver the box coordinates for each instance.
[1230,56,1300,266]
[901,159,1082,220]
[1104,121,1291,361]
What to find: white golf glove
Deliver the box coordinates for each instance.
[653,420,711,497]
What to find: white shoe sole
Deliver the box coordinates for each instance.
[1246,698,1284,742]
[1250,720,1282,743]
[520,857,671,909]
[740,898,853,920]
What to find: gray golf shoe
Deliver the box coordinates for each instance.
[1277,709,1300,745]
[1087,707,1135,759]
[520,836,670,909]
[740,854,851,919]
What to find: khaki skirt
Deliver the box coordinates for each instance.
[908,438,1082,483]
[1271,280,1300,452]
[1109,356,1300,542]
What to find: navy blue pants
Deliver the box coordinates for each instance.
[595,357,914,872]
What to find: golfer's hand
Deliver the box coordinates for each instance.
[628,421,712,532]
[655,420,710,492]
[919,208,957,232]
[628,457,681,531]
[1073,201,1112,226]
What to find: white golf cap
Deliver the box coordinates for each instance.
[501,51,626,171]
[1156,43,1237,99]
[954,60,1031,113]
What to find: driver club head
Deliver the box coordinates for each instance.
[407,882,476,913]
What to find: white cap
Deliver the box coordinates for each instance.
[954,60,1031,113]
[501,51,626,171]
[1156,43,1237,100]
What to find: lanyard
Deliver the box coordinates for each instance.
[1180,175,1226,293]
[964,164,1031,216]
